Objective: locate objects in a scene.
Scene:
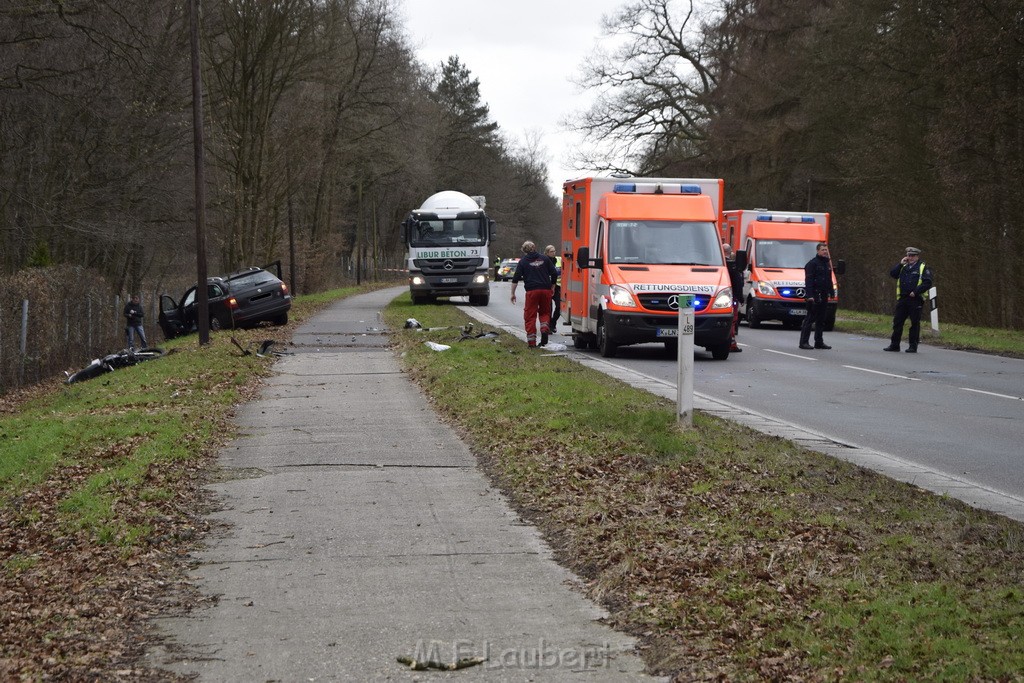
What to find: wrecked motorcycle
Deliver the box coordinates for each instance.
[65,348,166,384]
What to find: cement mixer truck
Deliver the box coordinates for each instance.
[400,191,496,306]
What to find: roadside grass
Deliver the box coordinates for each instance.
[0,284,368,680]
[385,297,1024,680]
[834,309,1024,357]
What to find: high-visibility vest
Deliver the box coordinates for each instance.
[896,261,926,299]
[554,256,562,286]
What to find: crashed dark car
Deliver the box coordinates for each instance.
[158,265,291,340]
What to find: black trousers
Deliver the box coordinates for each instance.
[890,297,924,348]
[550,284,561,327]
[799,296,828,345]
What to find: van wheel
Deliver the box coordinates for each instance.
[597,316,617,358]
[664,340,679,356]
[710,343,731,360]
[746,298,762,328]
[824,312,836,332]
[468,294,489,306]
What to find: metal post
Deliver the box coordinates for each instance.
[676,296,695,428]
[929,286,939,333]
[20,299,28,356]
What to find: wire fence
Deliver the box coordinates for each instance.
[0,265,156,395]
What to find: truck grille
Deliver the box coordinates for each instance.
[414,258,484,274]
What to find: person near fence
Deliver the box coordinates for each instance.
[124,295,147,351]
[884,246,933,353]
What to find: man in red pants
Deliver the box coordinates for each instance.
[509,240,559,347]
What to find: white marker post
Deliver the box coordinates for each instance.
[928,286,939,333]
[676,295,695,428]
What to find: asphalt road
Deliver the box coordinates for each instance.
[471,281,1024,502]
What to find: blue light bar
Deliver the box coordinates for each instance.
[614,183,637,193]
[801,216,815,223]
[756,214,773,221]
[679,184,701,194]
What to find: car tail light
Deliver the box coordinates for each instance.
[227,297,238,309]
[281,283,288,294]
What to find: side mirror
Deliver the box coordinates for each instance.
[399,219,409,242]
[488,220,497,240]
[576,246,602,269]
[834,259,846,276]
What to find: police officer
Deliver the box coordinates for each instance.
[884,246,933,353]
[798,242,835,350]
[544,245,562,331]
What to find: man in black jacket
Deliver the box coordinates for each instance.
[798,243,835,350]
[123,295,147,351]
[883,246,933,353]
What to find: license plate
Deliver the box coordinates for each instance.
[440,277,457,284]
[656,328,678,338]
[790,309,807,316]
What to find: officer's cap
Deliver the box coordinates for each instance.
[905,247,921,255]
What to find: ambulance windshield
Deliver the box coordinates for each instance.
[409,217,487,248]
[754,240,820,268]
[608,220,723,266]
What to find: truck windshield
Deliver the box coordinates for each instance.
[608,220,723,266]
[754,240,820,268]
[409,217,486,248]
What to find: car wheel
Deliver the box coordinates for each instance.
[209,315,223,331]
[710,343,731,360]
[274,312,289,325]
[746,298,762,329]
[597,315,617,358]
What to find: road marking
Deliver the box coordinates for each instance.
[765,349,817,361]
[961,387,1023,401]
[843,365,921,381]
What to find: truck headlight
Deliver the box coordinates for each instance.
[473,274,487,284]
[411,276,425,286]
[712,290,733,310]
[756,280,777,296]
[608,285,637,308]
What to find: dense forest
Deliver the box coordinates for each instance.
[0,0,558,300]
[2,0,1021,346]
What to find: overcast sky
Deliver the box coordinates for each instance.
[399,0,627,197]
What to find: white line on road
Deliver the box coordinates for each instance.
[842,365,921,381]
[765,349,817,361]
[961,387,1024,401]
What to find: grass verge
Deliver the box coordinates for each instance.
[834,309,1024,357]
[385,297,1024,681]
[0,285,371,680]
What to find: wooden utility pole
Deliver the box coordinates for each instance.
[190,0,210,345]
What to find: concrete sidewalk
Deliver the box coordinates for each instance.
[147,287,657,681]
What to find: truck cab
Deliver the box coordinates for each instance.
[401,191,496,306]
[562,177,735,359]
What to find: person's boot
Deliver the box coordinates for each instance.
[883,345,900,352]
[905,346,917,353]
[540,332,549,347]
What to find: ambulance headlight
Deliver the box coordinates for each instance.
[608,285,637,308]
[755,280,777,296]
[712,290,733,310]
